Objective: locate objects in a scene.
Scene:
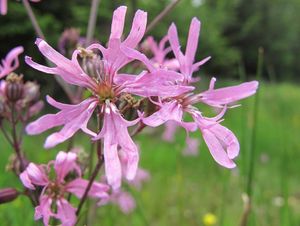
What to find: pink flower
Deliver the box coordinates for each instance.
[191,112,239,168]
[93,103,140,190]
[0,0,7,15]
[0,46,24,78]
[199,77,259,107]
[0,0,40,15]
[158,18,210,144]
[26,95,98,149]
[168,17,211,84]
[20,151,109,226]
[138,18,259,168]
[25,6,191,190]
[142,36,179,70]
[112,191,136,214]
[102,166,149,214]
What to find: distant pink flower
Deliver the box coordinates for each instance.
[142,36,179,70]
[136,18,259,168]
[162,121,178,142]
[112,191,136,214]
[118,145,151,186]
[183,137,200,156]
[25,6,191,190]
[128,167,150,190]
[99,190,136,214]
[0,0,40,15]
[99,166,150,214]
[20,151,109,226]
[0,0,7,15]
[163,121,200,156]
[0,46,23,78]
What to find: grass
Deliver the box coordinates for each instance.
[0,81,300,226]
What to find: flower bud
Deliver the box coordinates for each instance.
[23,81,40,103]
[0,188,19,204]
[70,147,89,173]
[58,28,81,55]
[6,154,29,175]
[77,47,107,81]
[5,73,24,102]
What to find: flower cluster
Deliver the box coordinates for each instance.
[25,6,191,191]
[100,167,150,214]
[24,6,258,195]
[0,5,259,225]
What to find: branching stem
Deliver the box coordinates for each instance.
[146,0,181,34]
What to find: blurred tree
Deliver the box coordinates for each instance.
[0,0,299,93]
[228,0,300,81]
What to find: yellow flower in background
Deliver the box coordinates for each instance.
[203,213,217,226]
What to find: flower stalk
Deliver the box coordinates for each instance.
[86,0,101,45]
[22,0,45,40]
[76,111,104,217]
[10,103,25,171]
[240,47,263,226]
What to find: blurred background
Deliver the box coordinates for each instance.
[1,0,300,83]
[0,0,300,225]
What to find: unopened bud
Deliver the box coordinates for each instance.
[5,73,24,102]
[70,147,89,172]
[0,188,19,204]
[143,98,158,116]
[77,47,106,81]
[23,81,40,103]
[6,154,29,174]
[58,28,81,55]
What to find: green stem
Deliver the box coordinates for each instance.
[246,47,263,198]
[10,103,25,171]
[76,111,103,218]
[238,59,248,177]
[75,156,102,217]
[240,47,263,226]
[9,103,38,206]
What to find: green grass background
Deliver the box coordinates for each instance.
[0,81,299,226]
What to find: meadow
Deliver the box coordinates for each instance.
[1,80,299,226]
